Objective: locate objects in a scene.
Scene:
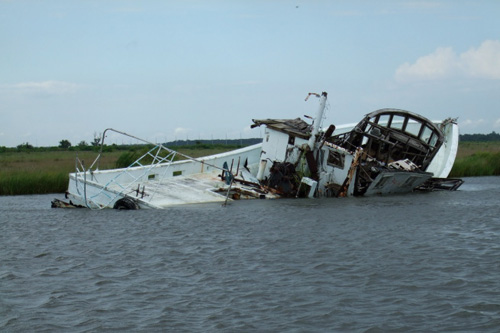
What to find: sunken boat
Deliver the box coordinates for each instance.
[53,92,462,209]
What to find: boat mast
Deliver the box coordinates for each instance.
[306,91,328,150]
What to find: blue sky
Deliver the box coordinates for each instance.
[1,0,499,147]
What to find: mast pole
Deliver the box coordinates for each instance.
[307,91,328,150]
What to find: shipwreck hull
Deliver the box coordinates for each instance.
[56,92,462,209]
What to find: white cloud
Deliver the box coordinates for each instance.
[242,125,253,134]
[6,80,79,95]
[395,40,500,81]
[396,47,456,81]
[174,127,190,136]
[494,119,500,129]
[461,118,485,129]
[460,40,500,79]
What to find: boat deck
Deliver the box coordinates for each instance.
[116,172,229,208]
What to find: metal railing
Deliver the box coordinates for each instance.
[73,128,233,209]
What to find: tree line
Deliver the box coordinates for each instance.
[459,132,500,142]
[1,138,263,153]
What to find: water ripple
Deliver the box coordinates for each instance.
[1,177,500,331]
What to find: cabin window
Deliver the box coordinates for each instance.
[421,125,434,143]
[327,150,344,168]
[429,134,438,147]
[288,135,295,145]
[390,115,405,130]
[405,120,422,137]
[377,114,390,127]
[148,174,156,180]
[173,171,182,177]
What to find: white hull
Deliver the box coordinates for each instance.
[67,144,265,209]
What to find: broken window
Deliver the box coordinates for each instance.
[390,115,406,130]
[405,120,422,137]
[327,150,345,168]
[429,134,438,147]
[421,125,434,144]
[377,114,390,127]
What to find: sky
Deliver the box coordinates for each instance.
[1,0,499,147]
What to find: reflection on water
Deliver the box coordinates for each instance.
[1,177,500,332]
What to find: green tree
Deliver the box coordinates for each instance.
[92,132,102,147]
[17,142,33,151]
[59,139,72,149]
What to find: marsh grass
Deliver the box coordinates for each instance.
[0,151,122,195]
[0,172,68,195]
[455,141,500,158]
[448,141,500,178]
[449,151,500,178]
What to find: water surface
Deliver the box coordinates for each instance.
[1,177,500,332]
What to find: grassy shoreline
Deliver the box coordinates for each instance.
[1,142,499,195]
[448,142,500,178]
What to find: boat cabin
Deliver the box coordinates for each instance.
[330,109,444,170]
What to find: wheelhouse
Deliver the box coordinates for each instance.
[331,108,444,171]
